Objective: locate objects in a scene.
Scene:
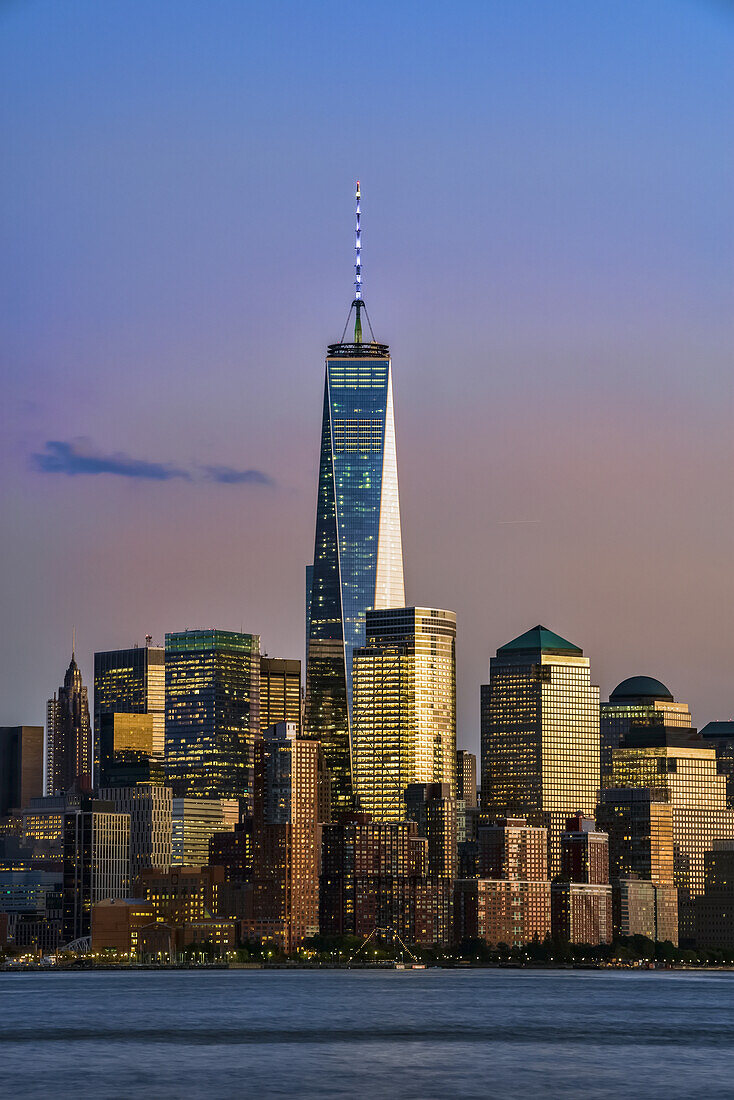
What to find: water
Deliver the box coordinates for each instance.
[2,968,734,1097]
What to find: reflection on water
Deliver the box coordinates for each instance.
[2,969,734,1098]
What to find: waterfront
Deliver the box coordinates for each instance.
[2,969,734,1098]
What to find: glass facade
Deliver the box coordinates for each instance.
[260,657,301,734]
[481,626,600,877]
[352,608,456,822]
[165,630,260,812]
[305,350,405,811]
[94,645,166,776]
[601,697,691,782]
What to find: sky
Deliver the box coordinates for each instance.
[1,0,733,760]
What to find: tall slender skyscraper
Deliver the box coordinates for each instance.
[46,650,93,796]
[305,183,405,811]
[94,640,166,770]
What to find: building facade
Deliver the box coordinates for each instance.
[352,608,456,821]
[171,797,239,866]
[62,799,130,943]
[0,726,44,815]
[304,207,405,813]
[260,657,301,734]
[165,630,260,811]
[94,642,166,777]
[456,750,478,808]
[551,815,612,945]
[481,625,600,876]
[46,653,93,796]
[99,784,173,880]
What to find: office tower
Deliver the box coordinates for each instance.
[551,815,612,945]
[699,722,734,807]
[305,183,405,814]
[456,750,478,808]
[353,608,456,821]
[695,841,734,949]
[98,785,172,879]
[596,787,675,887]
[98,712,165,787]
[480,625,600,876]
[171,797,239,866]
[611,726,734,939]
[454,818,551,947]
[22,794,80,852]
[94,642,166,776]
[245,723,321,950]
[62,798,130,943]
[260,657,301,733]
[405,783,457,879]
[601,677,691,781]
[320,813,452,946]
[165,630,260,811]
[46,651,93,795]
[0,727,44,814]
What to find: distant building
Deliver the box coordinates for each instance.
[481,625,600,876]
[209,821,253,885]
[98,712,164,788]
[699,722,734,808]
[46,652,93,795]
[94,642,165,780]
[136,864,225,923]
[99,785,173,880]
[613,876,678,943]
[260,657,301,733]
[171,797,239,866]
[165,630,260,812]
[601,677,691,782]
[456,750,477,808]
[404,783,457,879]
[62,799,130,943]
[245,723,322,950]
[0,869,63,952]
[91,897,157,957]
[454,817,551,948]
[0,726,44,814]
[611,726,734,940]
[695,841,734,949]
[352,608,457,821]
[551,815,612,945]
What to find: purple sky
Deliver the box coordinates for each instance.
[1,1,733,759]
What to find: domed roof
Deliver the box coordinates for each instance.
[609,676,673,703]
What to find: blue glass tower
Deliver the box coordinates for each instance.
[305,183,405,811]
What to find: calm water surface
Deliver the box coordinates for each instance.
[2,968,733,1098]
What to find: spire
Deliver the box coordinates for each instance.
[72,625,76,660]
[354,180,363,343]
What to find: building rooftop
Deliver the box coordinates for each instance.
[497,625,583,657]
[609,676,673,703]
[619,726,704,750]
[700,721,734,741]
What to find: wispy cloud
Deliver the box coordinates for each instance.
[32,440,275,488]
[202,465,275,486]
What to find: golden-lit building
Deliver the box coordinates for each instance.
[600,676,692,781]
[596,787,674,887]
[352,607,456,822]
[611,728,734,939]
[94,642,165,768]
[481,625,600,877]
[260,657,301,734]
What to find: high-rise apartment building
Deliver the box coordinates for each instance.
[551,815,613,945]
[259,657,301,734]
[353,608,456,821]
[62,799,130,943]
[611,727,734,939]
[480,626,600,876]
[46,652,93,795]
[405,782,457,880]
[99,784,173,880]
[456,750,478,808]
[305,184,405,813]
[165,630,260,811]
[245,723,321,950]
[94,641,165,774]
[601,677,691,782]
[0,727,44,815]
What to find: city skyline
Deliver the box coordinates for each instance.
[2,1,733,761]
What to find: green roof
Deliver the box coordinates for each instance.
[498,625,583,656]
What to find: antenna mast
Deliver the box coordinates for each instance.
[354,180,363,343]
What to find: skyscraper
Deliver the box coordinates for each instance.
[600,677,691,782]
[480,625,600,876]
[94,640,165,771]
[62,798,130,943]
[46,651,93,796]
[0,727,44,815]
[352,608,457,821]
[259,657,301,733]
[165,629,260,811]
[305,183,405,812]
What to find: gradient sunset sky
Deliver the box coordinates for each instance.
[2,0,733,758]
